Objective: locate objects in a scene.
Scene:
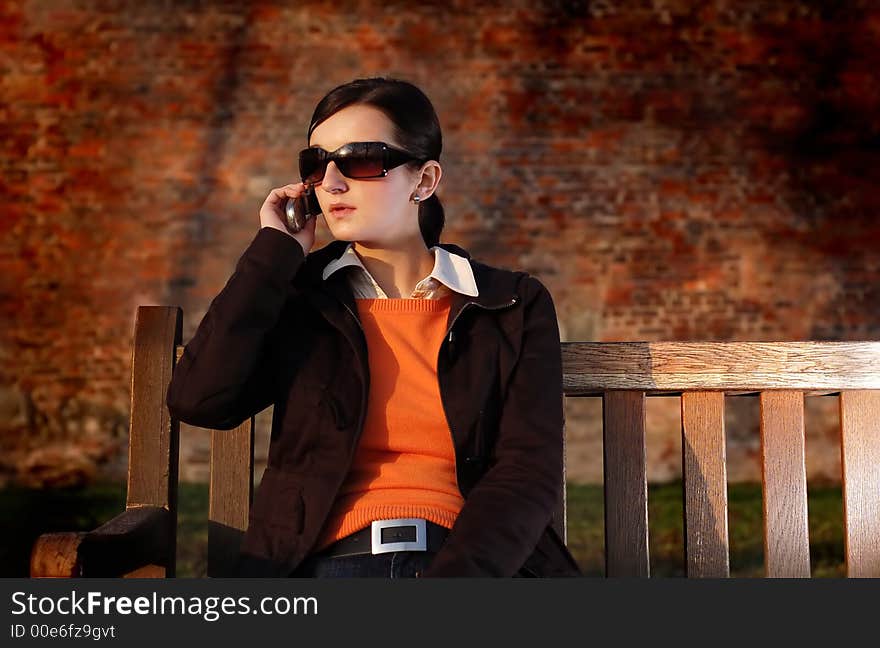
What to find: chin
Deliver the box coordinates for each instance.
[326,225,365,245]
[325,219,353,236]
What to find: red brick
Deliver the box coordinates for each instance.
[3,1,879,487]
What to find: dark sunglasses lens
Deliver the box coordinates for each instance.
[338,155,384,178]
[299,149,325,184]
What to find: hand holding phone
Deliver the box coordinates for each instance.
[259,182,320,254]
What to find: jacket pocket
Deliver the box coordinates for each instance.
[250,467,305,535]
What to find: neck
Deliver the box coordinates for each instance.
[353,237,435,299]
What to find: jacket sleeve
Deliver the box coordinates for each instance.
[420,276,565,577]
[166,227,307,430]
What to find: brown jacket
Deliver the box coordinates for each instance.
[166,227,582,577]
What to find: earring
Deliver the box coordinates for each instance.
[411,194,421,204]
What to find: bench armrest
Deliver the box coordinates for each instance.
[30,532,87,577]
[30,507,172,578]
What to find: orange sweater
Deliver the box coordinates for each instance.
[313,296,466,551]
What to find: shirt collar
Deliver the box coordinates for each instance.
[321,243,479,297]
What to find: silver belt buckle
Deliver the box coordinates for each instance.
[370,518,427,554]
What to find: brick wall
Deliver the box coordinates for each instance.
[2,0,878,486]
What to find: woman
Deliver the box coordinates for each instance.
[166,77,582,578]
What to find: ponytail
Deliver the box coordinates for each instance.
[418,194,445,248]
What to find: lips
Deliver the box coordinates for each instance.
[330,203,355,212]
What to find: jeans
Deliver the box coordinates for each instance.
[290,550,438,578]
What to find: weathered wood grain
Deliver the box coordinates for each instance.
[208,419,254,577]
[682,391,730,577]
[30,532,85,578]
[126,306,181,577]
[603,391,649,577]
[563,341,880,393]
[759,391,810,577]
[839,390,880,577]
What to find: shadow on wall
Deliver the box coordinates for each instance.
[163,6,255,315]
[739,1,880,338]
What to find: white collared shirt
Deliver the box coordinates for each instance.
[321,243,479,299]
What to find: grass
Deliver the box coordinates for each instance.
[1,481,846,578]
[566,481,846,577]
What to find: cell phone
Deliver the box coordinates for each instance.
[283,185,322,234]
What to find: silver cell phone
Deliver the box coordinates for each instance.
[283,186,322,234]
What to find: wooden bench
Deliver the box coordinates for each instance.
[30,306,880,577]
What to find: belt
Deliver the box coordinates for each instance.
[317,518,449,559]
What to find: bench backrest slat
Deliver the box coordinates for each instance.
[129,306,181,577]
[681,391,730,577]
[602,391,650,576]
[208,423,254,577]
[839,390,880,577]
[759,391,811,577]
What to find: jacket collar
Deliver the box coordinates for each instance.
[301,240,520,311]
[299,240,521,359]
[320,242,479,297]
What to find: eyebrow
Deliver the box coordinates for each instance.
[307,141,387,152]
[307,142,354,152]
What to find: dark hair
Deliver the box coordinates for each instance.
[307,77,445,248]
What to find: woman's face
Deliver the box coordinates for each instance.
[308,104,427,248]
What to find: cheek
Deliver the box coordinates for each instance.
[359,187,404,219]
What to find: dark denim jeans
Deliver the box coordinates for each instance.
[290,551,438,578]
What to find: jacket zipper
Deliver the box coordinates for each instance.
[444,296,519,342]
[436,296,519,496]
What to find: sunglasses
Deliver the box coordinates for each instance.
[299,141,423,184]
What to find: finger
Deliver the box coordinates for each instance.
[279,184,308,198]
[271,185,300,196]
[267,184,304,204]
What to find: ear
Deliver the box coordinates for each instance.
[413,161,442,200]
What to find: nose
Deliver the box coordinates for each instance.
[320,161,348,193]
